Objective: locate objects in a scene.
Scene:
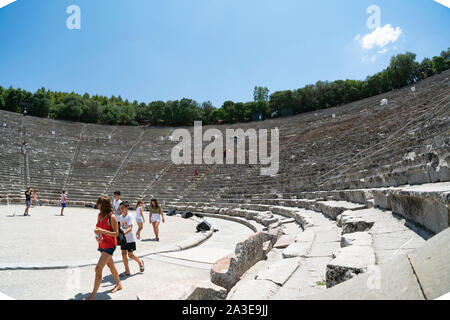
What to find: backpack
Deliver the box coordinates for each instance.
[109,215,127,247]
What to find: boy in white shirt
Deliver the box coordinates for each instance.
[112,191,122,216]
[118,201,145,277]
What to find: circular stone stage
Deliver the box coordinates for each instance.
[0,205,199,269]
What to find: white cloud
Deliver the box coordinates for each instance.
[361,55,377,64]
[378,48,388,54]
[361,24,402,50]
[0,0,17,9]
[354,34,361,41]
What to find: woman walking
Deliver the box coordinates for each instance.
[85,196,122,300]
[149,199,165,242]
[135,201,145,240]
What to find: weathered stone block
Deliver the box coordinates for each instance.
[408,228,450,300]
[255,258,302,286]
[227,279,279,300]
[407,167,431,185]
[389,193,449,233]
[210,232,265,291]
[341,232,372,247]
[326,246,376,288]
[273,235,296,249]
[282,241,312,259]
[372,190,391,210]
[182,281,228,300]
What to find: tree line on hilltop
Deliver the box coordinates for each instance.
[0,48,448,127]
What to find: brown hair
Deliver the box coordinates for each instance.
[150,198,159,209]
[97,196,113,218]
[137,200,143,207]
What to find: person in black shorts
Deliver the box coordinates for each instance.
[24,187,31,216]
[117,201,144,277]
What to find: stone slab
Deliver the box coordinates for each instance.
[326,246,376,288]
[226,279,279,300]
[341,232,373,247]
[295,229,315,243]
[389,193,449,234]
[408,228,450,300]
[308,253,425,300]
[255,258,301,286]
[273,235,296,249]
[282,256,330,297]
[282,241,312,259]
[308,241,341,258]
[182,281,228,300]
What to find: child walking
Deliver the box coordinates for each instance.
[112,191,122,216]
[118,201,145,277]
[60,191,67,216]
[135,201,145,240]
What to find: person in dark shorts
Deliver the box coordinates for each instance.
[60,191,67,216]
[118,201,144,277]
[84,196,122,300]
[24,187,31,216]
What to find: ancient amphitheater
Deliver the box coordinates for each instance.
[0,70,449,300]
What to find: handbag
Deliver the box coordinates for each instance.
[109,215,127,247]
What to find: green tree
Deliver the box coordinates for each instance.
[387,52,419,89]
[432,56,448,74]
[253,86,270,102]
[418,58,434,79]
[440,48,450,61]
[100,104,120,125]
[221,101,236,122]
[233,102,246,122]
[4,87,27,113]
[270,90,295,116]
[209,108,227,123]
[29,88,52,117]
[135,102,151,124]
[80,100,101,123]
[201,101,215,123]
[0,86,6,109]
[117,104,136,125]
[149,101,166,125]
[57,95,85,121]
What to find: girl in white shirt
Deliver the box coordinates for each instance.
[135,201,145,240]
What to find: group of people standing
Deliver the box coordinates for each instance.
[23,187,43,216]
[24,189,65,216]
[85,191,165,300]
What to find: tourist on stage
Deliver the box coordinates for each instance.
[60,190,67,216]
[85,196,122,300]
[149,198,165,242]
[135,200,145,240]
[32,188,40,207]
[24,187,31,216]
[118,201,145,277]
[112,191,122,216]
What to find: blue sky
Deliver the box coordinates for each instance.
[0,0,448,107]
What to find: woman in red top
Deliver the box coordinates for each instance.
[85,196,122,300]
